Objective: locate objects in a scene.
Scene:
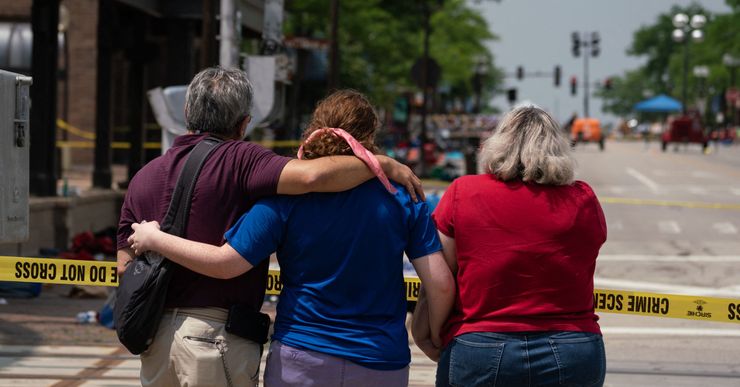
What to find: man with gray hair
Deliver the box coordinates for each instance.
[116,67,422,386]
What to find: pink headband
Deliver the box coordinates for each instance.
[298,128,397,194]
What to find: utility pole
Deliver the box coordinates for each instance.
[328,0,340,91]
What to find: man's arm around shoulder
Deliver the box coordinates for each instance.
[277,155,424,201]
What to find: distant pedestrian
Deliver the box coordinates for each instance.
[563,111,577,135]
[413,105,607,387]
[638,121,650,149]
[128,89,455,387]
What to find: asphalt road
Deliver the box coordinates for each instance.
[573,140,740,386]
[1,140,739,386]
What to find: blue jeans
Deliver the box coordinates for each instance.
[436,331,605,387]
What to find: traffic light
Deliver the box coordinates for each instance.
[507,88,517,104]
[554,65,561,87]
[604,77,612,90]
[516,66,524,80]
[591,31,600,57]
[570,76,577,96]
[571,32,580,57]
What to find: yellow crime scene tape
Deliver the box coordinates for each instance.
[3,256,740,324]
[57,118,302,150]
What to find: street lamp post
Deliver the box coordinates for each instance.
[672,12,706,115]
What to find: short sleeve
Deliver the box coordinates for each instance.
[224,198,286,266]
[236,143,291,200]
[432,179,458,238]
[405,198,442,260]
[117,189,137,250]
[579,181,607,243]
[574,181,607,244]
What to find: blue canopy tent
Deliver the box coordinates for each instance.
[633,94,683,113]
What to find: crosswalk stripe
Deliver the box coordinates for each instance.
[658,221,681,234]
[607,220,624,231]
[598,255,740,262]
[602,327,740,337]
[713,222,738,234]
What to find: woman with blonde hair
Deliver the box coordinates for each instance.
[128,89,454,387]
[413,105,607,387]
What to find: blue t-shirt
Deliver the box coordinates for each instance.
[224,180,441,370]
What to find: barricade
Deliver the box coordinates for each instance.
[2,256,740,324]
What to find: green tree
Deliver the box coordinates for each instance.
[627,3,711,93]
[595,69,652,116]
[285,0,500,108]
[602,1,740,117]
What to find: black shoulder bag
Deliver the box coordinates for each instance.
[115,137,223,355]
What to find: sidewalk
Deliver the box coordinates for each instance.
[0,285,438,386]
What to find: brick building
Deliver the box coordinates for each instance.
[0,0,266,191]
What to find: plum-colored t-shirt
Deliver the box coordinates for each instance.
[432,174,606,347]
[117,134,290,310]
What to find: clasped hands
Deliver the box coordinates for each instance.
[127,220,162,256]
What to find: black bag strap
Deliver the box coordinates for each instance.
[160,136,223,237]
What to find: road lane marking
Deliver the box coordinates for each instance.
[609,186,626,194]
[626,167,660,194]
[658,221,681,234]
[713,222,738,234]
[607,220,624,231]
[599,197,740,211]
[690,171,718,179]
[598,255,740,263]
[602,327,740,337]
[688,186,708,196]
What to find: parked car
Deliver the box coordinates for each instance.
[571,117,605,151]
[661,114,708,152]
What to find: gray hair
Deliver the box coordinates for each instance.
[184,67,253,137]
[478,106,575,185]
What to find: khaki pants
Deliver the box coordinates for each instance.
[140,307,262,387]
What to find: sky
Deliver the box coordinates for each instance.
[476,0,730,124]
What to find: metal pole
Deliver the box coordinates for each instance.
[328,0,340,91]
[127,18,146,181]
[583,32,589,118]
[419,4,430,177]
[201,0,216,68]
[682,38,689,115]
[219,0,237,67]
[93,0,113,189]
[29,0,59,196]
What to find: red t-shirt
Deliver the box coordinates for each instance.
[432,174,606,346]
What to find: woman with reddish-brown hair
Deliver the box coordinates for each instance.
[128,90,455,386]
